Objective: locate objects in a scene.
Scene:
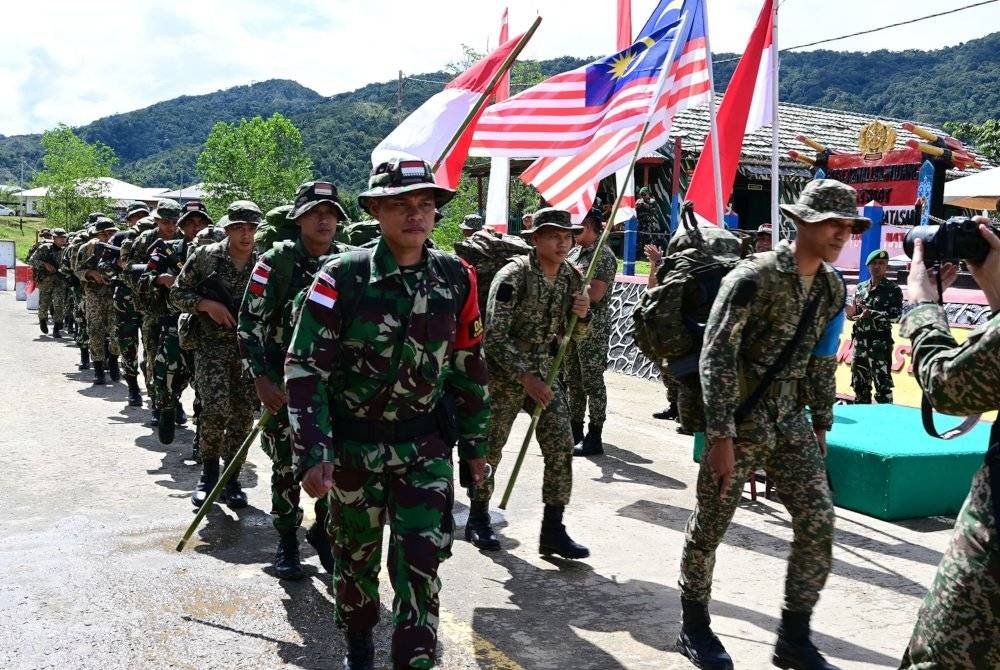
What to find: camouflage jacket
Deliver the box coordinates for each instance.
[850,277,903,339]
[118,221,157,283]
[636,199,662,234]
[131,228,184,316]
[28,243,63,279]
[74,238,115,297]
[171,240,256,344]
[238,239,352,381]
[700,241,846,441]
[486,250,589,379]
[567,240,617,316]
[59,234,90,283]
[284,238,490,478]
[901,304,1000,416]
[137,238,190,317]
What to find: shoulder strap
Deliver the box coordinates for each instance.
[336,249,373,330]
[268,242,296,313]
[920,395,982,440]
[428,249,471,315]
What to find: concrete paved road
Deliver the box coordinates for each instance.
[0,285,954,669]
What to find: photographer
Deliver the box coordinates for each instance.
[899,217,1000,669]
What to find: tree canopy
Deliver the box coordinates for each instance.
[33,124,117,230]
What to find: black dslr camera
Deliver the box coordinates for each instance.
[904,216,999,264]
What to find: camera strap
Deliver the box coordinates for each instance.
[920,394,981,440]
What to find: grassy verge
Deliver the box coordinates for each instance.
[0,217,50,261]
[616,259,651,276]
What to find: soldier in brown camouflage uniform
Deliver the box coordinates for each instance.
[75,218,122,385]
[676,180,867,670]
[899,219,1000,670]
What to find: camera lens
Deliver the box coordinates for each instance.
[903,225,941,261]
[952,218,991,264]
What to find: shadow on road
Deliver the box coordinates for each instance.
[585,443,687,490]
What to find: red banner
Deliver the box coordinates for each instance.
[825,148,923,227]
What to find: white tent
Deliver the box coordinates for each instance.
[943,166,1000,210]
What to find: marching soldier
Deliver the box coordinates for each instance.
[26,228,52,267]
[676,180,866,670]
[460,213,483,239]
[171,203,260,509]
[75,218,122,385]
[28,228,68,336]
[847,249,903,404]
[61,224,96,369]
[466,208,591,559]
[238,181,351,580]
[112,202,155,407]
[285,159,489,670]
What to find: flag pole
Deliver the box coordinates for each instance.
[499,5,696,509]
[770,0,780,248]
[432,16,542,173]
[702,0,725,225]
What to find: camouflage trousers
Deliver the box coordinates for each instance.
[113,285,141,378]
[193,341,256,461]
[851,336,894,404]
[565,312,611,426]
[261,405,329,531]
[152,321,192,411]
[84,287,120,363]
[328,437,454,670]
[662,366,679,405]
[37,275,66,323]
[140,315,166,406]
[473,369,573,507]
[900,461,999,669]
[680,407,834,612]
[73,289,89,349]
[659,364,706,433]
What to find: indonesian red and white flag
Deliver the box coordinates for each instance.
[249,260,270,296]
[371,30,527,191]
[307,271,339,310]
[485,8,512,232]
[686,0,775,225]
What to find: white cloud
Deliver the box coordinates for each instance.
[1,0,998,135]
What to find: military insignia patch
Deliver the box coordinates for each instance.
[249,261,270,296]
[308,272,338,309]
[496,283,514,303]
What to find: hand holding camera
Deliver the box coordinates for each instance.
[907,217,1000,310]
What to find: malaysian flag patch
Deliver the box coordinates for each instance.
[249,261,270,296]
[308,273,338,309]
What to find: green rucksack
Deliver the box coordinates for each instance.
[454,229,532,311]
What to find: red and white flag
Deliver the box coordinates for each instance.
[686,0,775,225]
[485,8,512,232]
[371,30,527,191]
[307,272,339,310]
[249,260,270,296]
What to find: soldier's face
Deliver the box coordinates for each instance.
[869,258,889,280]
[755,235,772,252]
[126,212,145,227]
[533,228,573,264]
[798,218,854,263]
[157,218,178,238]
[369,191,436,250]
[97,230,115,243]
[226,222,256,253]
[298,204,339,247]
[180,217,208,241]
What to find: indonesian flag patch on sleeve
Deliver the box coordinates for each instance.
[308,271,338,309]
[249,261,270,296]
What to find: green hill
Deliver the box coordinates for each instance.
[1,33,998,192]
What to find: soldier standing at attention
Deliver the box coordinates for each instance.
[76,217,122,385]
[172,207,259,509]
[898,218,1000,669]
[113,202,155,407]
[28,228,68,336]
[238,181,352,580]
[465,208,591,558]
[846,249,903,404]
[285,159,489,670]
[676,180,866,670]
[636,186,662,251]
[566,208,617,456]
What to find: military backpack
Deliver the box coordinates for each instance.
[454,229,532,311]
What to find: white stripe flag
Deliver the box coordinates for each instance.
[484,8,512,232]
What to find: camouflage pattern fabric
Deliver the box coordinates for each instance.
[263,407,330,530]
[636,198,663,248]
[113,284,142,378]
[75,238,120,363]
[29,243,66,323]
[284,239,488,668]
[479,251,588,506]
[565,241,617,426]
[62,233,91,350]
[898,305,1000,669]
[680,240,845,613]
[850,277,903,404]
[134,231,185,404]
[151,323,192,412]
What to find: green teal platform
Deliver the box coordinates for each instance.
[691,404,991,520]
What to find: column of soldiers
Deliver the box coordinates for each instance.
[23,173,997,670]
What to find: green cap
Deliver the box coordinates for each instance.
[289,181,348,222]
[866,249,889,265]
[460,214,484,232]
[178,200,213,227]
[779,179,871,234]
[227,200,262,225]
[154,199,182,220]
[639,186,651,196]
[87,212,106,224]
[358,158,454,215]
[265,205,294,227]
[51,228,68,238]
[93,217,117,233]
[520,207,583,237]
[125,201,150,218]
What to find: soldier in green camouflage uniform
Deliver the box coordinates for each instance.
[848,249,903,404]
[898,222,1000,670]
[466,208,592,560]
[112,202,154,406]
[566,208,618,456]
[76,218,122,385]
[172,202,260,509]
[238,182,352,580]
[676,180,867,670]
[28,228,67,336]
[285,160,489,670]
[636,186,663,251]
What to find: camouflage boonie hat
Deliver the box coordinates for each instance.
[668,224,742,257]
[153,199,182,221]
[289,181,349,222]
[460,214,484,232]
[780,179,871,234]
[178,200,213,227]
[87,212,106,224]
[51,228,68,238]
[227,200,262,225]
[195,226,227,245]
[125,201,150,218]
[521,207,583,237]
[39,227,52,237]
[93,217,117,233]
[866,249,889,265]
[358,158,454,214]
[265,205,294,227]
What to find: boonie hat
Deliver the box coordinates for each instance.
[289,181,348,222]
[125,201,150,218]
[178,200,213,227]
[460,214,484,232]
[756,223,773,236]
[87,212,106,224]
[51,228,68,238]
[520,207,583,237]
[227,200,262,226]
[153,199,182,221]
[358,159,454,215]
[93,217,117,233]
[779,179,871,234]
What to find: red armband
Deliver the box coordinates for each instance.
[454,260,483,349]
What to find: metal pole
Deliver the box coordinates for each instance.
[702,0,725,225]
[770,0,781,248]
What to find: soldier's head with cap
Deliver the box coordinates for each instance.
[86,212,106,225]
[52,228,68,247]
[153,198,182,238]
[521,211,534,231]
[640,186,653,202]
[357,158,455,256]
[865,248,891,281]
[39,228,52,240]
[289,181,348,252]
[177,201,212,241]
[779,178,871,264]
[577,206,605,247]
[124,201,150,225]
[93,216,118,242]
[460,213,483,239]
[755,223,774,252]
[223,201,258,257]
[227,200,262,227]
[521,207,581,263]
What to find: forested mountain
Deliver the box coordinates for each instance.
[1,33,998,191]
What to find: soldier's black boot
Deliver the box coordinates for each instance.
[39,318,48,334]
[175,402,187,426]
[222,461,248,509]
[772,611,839,670]
[92,361,107,385]
[305,514,335,573]
[573,422,604,457]
[125,375,142,407]
[53,322,63,338]
[343,629,375,670]
[192,457,220,508]
[65,315,75,335]
[653,403,679,420]
[150,409,160,427]
[78,348,90,370]
[158,404,176,445]
[273,528,305,580]
[465,501,501,551]
[539,504,589,559]
[675,599,734,670]
[571,420,585,445]
[107,356,121,382]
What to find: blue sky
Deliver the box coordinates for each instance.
[1,0,997,136]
